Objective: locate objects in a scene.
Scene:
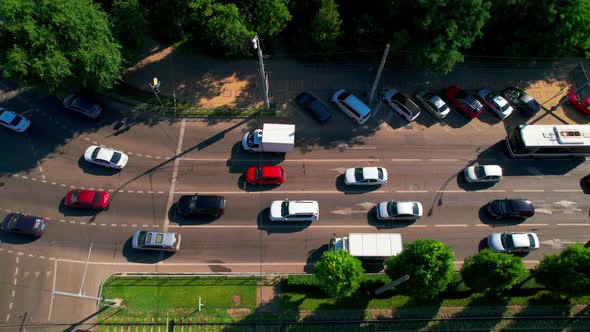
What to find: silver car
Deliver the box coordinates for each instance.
[414,89,450,119]
[132,231,181,252]
[376,201,423,220]
[487,232,539,253]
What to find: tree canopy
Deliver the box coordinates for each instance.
[314,250,364,298]
[532,244,590,295]
[385,239,454,300]
[461,249,527,293]
[0,0,122,92]
[111,0,146,62]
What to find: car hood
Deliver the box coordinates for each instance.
[344,168,356,183]
[464,167,477,181]
[488,200,503,215]
[176,196,194,213]
[377,202,390,218]
[488,233,504,251]
[269,201,283,219]
[465,96,483,111]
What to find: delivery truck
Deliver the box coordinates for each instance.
[241,123,295,153]
[329,233,403,260]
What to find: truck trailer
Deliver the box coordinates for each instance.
[330,233,403,260]
[241,123,295,153]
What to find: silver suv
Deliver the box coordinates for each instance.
[132,231,181,252]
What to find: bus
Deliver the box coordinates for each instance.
[506,124,590,157]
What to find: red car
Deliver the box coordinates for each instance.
[64,189,110,209]
[245,166,285,185]
[444,86,484,119]
[567,90,590,115]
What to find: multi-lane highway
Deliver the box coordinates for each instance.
[1,75,589,326]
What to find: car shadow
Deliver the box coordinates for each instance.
[58,198,101,217]
[477,111,503,126]
[334,174,383,194]
[478,237,489,252]
[362,260,386,273]
[0,231,41,244]
[227,142,285,174]
[580,176,590,194]
[77,156,120,176]
[256,208,311,234]
[478,206,526,226]
[438,110,470,128]
[121,237,175,263]
[366,206,416,229]
[304,244,329,273]
[456,174,497,192]
[415,110,439,128]
[166,203,219,225]
[238,175,281,192]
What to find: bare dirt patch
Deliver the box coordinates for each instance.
[227,308,251,318]
[232,294,241,305]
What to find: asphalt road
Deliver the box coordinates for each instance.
[1,61,590,326]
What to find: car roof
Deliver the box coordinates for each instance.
[72,189,98,202]
[71,95,97,110]
[492,95,507,106]
[261,166,282,178]
[510,233,533,248]
[362,167,380,179]
[479,165,502,176]
[342,93,371,117]
[5,214,41,230]
[0,109,16,122]
[509,199,533,211]
[288,200,318,214]
[95,147,115,160]
[195,195,224,208]
[394,202,418,215]
[143,231,177,246]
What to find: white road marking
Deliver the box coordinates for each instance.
[437,190,464,193]
[517,223,548,226]
[434,224,468,227]
[164,119,186,232]
[391,159,423,162]
[428,159,460,162]
[514,189,545,192]
[557,223,590,226]
[553,189,583,192]
[395,190,428,193]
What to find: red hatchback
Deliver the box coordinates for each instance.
[64,189,110,209]
[567,90,590,115]
[444,86,484,119]
[245,166,285,185]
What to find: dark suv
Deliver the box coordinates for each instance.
[176,194,225,218]
[2,213,47,237]
[487,199,535,219]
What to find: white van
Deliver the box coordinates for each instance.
[331,89,372,125]
[132,231,181,252]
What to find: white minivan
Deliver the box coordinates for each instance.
[331,89,372,125]
[132,231,181,252]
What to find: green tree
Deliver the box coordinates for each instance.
[532,244,590,295]
[0,0,122,92]
[389,0,491,74]
[251,0,292,39]
[461,249,527,293]
[309,0,342,49]
[385,239,454,300]
[314,250,364,298]
[112,0,146,62]
[142,0,192,41]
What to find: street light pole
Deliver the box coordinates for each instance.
[369,44,390,107]
[252,35,270,110]
[149,77,165,108]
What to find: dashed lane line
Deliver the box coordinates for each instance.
[164,119,186,233]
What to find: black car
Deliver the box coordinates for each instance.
[1,213,47,237]
[294,92,333,124]
[501,87,540,116]
[63,93,102,118]
[176,194,225,218]
[487,199,535,219]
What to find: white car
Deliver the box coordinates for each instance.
[344,167,388,185]
[132,231,181,252]
[376,201,423,220]
[84,145,128,169]
[476,89,513,118]
[487,232,539,253]
[382,89,421,122]
[414,89,451,119]
[331,89,372,125]
[269,200,319,222]
[464,165,503,183]
[0,108,30,133]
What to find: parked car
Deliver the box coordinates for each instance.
[83,145,128,169]
[0,108,30,133]
[131,231,181,252]
[444,86,484,119]
[414,89,451,119]
[344,167,388,185]
[294,92,333,124]
[331,89,372,125]
[64,189,110,209]
[382,89,421,122]
[376,201,423,221]
[476,89,513,118]
[1,213,47,237]
[176,194,225,218]
[566,90,590,115]
[501,87,540,116]
[245,165,285,185]
[269,199,319,222]
[464,165,503,183]
[487,232,539,253]
[63,93,102,118]
[487,199,535,219]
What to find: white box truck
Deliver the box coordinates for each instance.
[241,123,295,153]
[330,233,403,260]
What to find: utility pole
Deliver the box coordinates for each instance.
[252,35,270,110]
[149,77,165,108]
[368,44,391,107]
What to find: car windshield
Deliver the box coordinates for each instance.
[137,231,147,246]
[438,104,449,113]
[91,147,101,159]
[424,92,435,100]
[387,202,398,216]
[500,103,511,112]
[337,92,351,101]
[412,204,419,215]
[497,200,511,214]
[6,215,19,230]
[474,166,487,178]
[391,93,406,102]
[528,234,536,247]
[110,152,122,164]
[281,201,289,217]
[377,168,384,180]
[354,168,364,181]
[71,190,80,203]
[455,90,468,99]
[92,192,101,204]
[255,167,263,179]
[188,196,199,211]
[9,115,22,126]
[500,234,516,250]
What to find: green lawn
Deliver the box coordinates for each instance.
[98,276,262,323]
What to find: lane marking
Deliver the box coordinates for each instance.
[434,224,468,227]
[557,223,590,226]
[553,189,583,193]
[428,159,460,162]
[178,158,382,162]
[514,189,545,192]
[391,159,422,162]
[164,119,186,233]
[517,223,548,226]
[395,190,428,193]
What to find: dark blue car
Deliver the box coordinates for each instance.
[2,213,47,237]
[501,87,540,116]
[294,92,333,124]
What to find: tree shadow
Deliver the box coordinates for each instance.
[121,237,176,263]
[167,202,219,225]
[304,244,328,273]
[256,208,311,234]
[76,156,121,176]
